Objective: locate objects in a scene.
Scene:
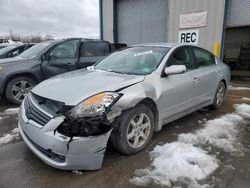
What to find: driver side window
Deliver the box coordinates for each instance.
[167,47,195,70]
[50,40,79,59]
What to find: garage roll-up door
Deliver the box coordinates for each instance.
[116,0,168,45]
[227,0,250,27]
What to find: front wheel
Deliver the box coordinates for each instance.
[5,77,36,105]
[110,104,154,155]
[210,81,226,109]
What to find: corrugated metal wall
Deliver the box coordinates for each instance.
[116,0,168,45]
[168,0,226,54]
[227,0,250,27]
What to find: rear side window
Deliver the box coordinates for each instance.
[167,47,195,70]
[81,42,108,57]
[192,47,216,68]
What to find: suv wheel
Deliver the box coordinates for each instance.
[5,77,36,105]
[111,104,154,155]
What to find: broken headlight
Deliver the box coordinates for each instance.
[68,92,121,118]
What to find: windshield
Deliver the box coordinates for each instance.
[19,42,52,58]
[95,46,169,75]
[0,45,17,55]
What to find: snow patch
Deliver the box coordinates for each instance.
[131,104,250,187]
[178,113,244,153]
[130,142,218,187]
[242,97,250,101]
[228,85,250,91]
[2,108,19,115]
[234,103,250,119]
[0,128,20,146]
[72,170,83,175]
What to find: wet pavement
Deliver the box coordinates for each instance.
[0,80,250,188]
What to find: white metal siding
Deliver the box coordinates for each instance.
[116,0,168,45]
[227,0,250,27]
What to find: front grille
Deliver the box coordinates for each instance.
[24,95,52,126]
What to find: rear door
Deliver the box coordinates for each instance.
[41,39,80,79]
[188,46,219,106]
[77,41,110,69]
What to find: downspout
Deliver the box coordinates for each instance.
[220,0,230,60]
[113,0,118,43]
[99,0,103,40]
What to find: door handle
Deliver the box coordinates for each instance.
[192,77,199,83]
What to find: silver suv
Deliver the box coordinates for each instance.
[18,43,230,170]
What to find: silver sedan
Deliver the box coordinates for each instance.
[18,43,230,170]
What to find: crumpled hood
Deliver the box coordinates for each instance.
[32,69,145,105]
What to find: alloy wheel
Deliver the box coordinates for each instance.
[215,83,225,106]
[126,113,151,149]
[11,80,33,103]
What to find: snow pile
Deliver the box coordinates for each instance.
[228,85,250,91]
[234,103,250,119]
[178,113,244,153]
[131,104,250,187]
[130,142,218,187]
[0,128,20,146]
[2,108,19,115]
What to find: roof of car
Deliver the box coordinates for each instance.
[134,43,188,48]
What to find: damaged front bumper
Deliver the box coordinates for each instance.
[18,102,112,170]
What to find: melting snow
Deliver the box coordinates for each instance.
[178,113,244,153]
[228,85,250,91]
[131,104,250,187]
[130,142,218,187]
[2,108,19,115]
[242,97,250,101]
[72,170,83,175]
[234,103,250,119]
[0,128,20,146]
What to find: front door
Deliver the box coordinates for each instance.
[158,46,196,122]
[41,39,80,79]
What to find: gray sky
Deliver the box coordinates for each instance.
[0,0,100,39]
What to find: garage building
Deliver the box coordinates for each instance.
[100,0,250,75]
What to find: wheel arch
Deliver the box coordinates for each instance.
[137,98,160,132]
[220,79,227,90]
[3,72,39,94]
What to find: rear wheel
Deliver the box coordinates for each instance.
[210,81,226,109]
[111,104,154,155]
[5,77,36,105]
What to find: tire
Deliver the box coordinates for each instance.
[210,81,226,109]
[5,77,36,105]
[110,104,154,155]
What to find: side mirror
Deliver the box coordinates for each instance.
[86,65,95,70]
[40,53,47,61]
[12,51,19,57]
[164,65,186,76]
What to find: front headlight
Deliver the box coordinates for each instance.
[68,92,121,118]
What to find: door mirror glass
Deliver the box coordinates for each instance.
[12,51,20,57]
[164,65,186,75]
